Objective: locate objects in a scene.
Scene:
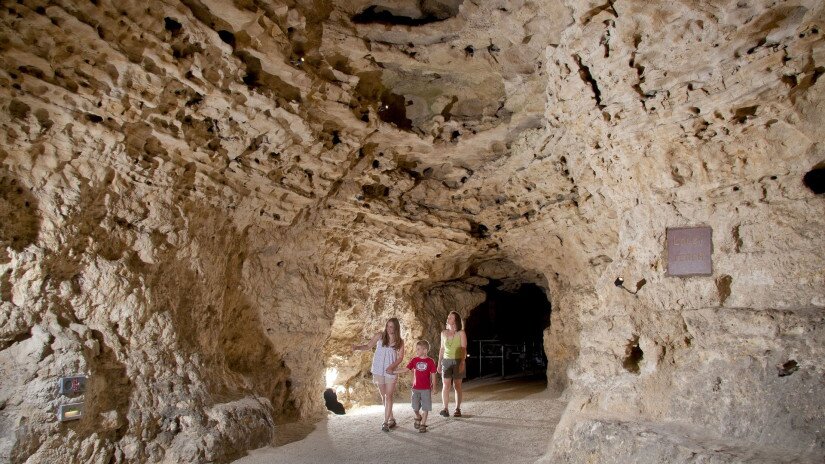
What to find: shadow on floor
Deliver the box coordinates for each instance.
[462,374,548,401]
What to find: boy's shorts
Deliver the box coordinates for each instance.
[441,358,465,380]
[411,389,432,412]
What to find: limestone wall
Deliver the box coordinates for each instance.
[0,0,823,463]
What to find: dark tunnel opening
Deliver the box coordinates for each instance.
[464,281,551,381]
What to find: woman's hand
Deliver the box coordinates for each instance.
[436,363,443,374]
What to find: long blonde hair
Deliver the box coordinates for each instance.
[382,318,401,348]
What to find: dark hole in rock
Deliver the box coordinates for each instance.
[469,221,489,239]
[86,113,103,123]
[323,388,345,415]
[716,274,733,305]
[185,95,203,106]
[372,160,380,169]
[733,105,758,123]
[465,45,474,57]
[377,93,412,130]
[361,183,389,199]
[352,3,459,26]
[332,131,341,145]
[623,336,643,374]
[8,99,30,119]
[803,165,825,194]
[218,30,235,47]
[164,17,182,33]
[781,74,798,88]
[812,67,824,86]
[778,360,799,377]
[243,71,259,87]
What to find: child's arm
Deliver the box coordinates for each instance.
[392,356,414,375]
[430,371,437,393]
[352,332,381,351]
[391,364,410,375]
[385,339,405,374]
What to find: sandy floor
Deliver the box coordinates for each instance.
[234,377,566,464]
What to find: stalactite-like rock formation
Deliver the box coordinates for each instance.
[0,0,823,462]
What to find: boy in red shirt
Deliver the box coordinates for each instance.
[395,340,438,432]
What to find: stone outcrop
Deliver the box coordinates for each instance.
[0,0,823,462]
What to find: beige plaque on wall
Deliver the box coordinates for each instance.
[666,226,713,276]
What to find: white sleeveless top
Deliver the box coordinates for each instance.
[370,339,398,378]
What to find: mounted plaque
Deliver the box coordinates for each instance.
[58,375,87,396]
[57,403,84,422]
[666,226,712,276]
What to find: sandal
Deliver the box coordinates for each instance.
[418,424,428,433]
[453,408,462,417]
[439,408,450,417]
[381,422,389,432]
[414,414,422,429]
[387,418,397,429]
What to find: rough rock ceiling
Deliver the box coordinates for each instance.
[1,0,824,462]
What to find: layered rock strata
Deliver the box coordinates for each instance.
[0,0,823,462]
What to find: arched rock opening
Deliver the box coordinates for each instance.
[407,258,574,397]
[464,280,551,380]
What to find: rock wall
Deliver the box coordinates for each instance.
[0,0,823,463]
[528,0,825,461]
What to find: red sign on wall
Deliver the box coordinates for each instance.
[666,226,713,276]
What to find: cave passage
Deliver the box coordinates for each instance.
[464,282,551,380]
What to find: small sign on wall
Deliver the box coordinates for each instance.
[666,226,713,276]
[58,375,87,396]
[57,403,84,422]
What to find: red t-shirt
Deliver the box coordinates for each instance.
[406,356,437,390]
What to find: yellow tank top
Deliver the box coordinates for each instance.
[442,331,462,359]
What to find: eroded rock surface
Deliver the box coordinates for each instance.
[0,0,823,462]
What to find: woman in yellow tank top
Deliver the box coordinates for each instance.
[437,311,467,417]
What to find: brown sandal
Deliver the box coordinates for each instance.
[418,424,428,433]
[388,418,397,428]
[453,408,462,417]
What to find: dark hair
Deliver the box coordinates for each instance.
[416,340,430,351]
[448,311,463,331]
[382,318,401,348]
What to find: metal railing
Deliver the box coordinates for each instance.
[473,339,546,378]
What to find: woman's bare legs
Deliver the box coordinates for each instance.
[454,378,463,411]
[377,382,397,423]
[385,381,397,423]
[442,378,453,412]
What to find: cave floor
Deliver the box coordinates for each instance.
[234,376,566,464]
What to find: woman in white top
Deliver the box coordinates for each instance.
[353,317,405,432]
